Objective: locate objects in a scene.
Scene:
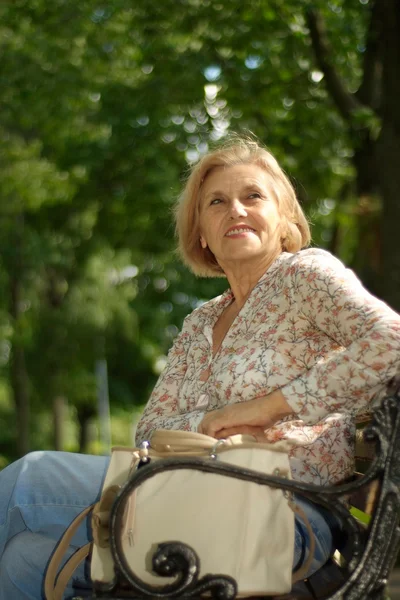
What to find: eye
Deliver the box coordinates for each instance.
[210,198,223,205]
[248,192,262,199]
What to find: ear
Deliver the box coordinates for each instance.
[280,219,289,250]
[200,236,207,249]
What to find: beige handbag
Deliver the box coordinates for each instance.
[45,430,315,599]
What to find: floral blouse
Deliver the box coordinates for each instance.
[135,249,400,485]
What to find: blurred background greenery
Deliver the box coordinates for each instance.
[1,0,399,465]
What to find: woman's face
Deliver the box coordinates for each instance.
[198,163,284,270]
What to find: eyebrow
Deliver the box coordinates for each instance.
[241,183,265,194]
[204,189,225,200]
[204,182,265,200]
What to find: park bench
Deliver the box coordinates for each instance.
[69,385,400,600]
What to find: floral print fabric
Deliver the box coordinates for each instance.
[136,249,400,485]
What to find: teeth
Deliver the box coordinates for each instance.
[226,228,254,236]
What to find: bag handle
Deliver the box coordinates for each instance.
[150,429,292,455]
[44,504,94,600]
[150,429,257,452]
[53,543,91,600]
[291,500,317,583]
[150,429,218,450]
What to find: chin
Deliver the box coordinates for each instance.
[222,249,263,263]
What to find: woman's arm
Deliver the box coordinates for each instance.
[280,249,400,423]
[199,249,400,437]
[135,316,205,444]
[198,389,292,439]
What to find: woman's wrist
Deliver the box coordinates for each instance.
[262,389,293,422]
[197,389,293,437]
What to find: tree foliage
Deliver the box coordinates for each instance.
[0,0,398,462]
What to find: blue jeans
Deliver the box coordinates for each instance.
[0,451,340,599]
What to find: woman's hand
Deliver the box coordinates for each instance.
[197,390,293,439]
[209,425,271,443]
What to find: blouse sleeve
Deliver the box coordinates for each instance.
[281,249,400,424]
[134,315,205,444]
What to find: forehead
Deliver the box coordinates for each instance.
[201,163,270,197]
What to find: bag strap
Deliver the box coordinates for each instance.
[291,500,317,583]
[53,543,91,600]
[150,429,292,455]
[150,429,218,450]
[44,504,94,600]
[150,429,258,452]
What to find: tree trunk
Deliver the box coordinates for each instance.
[10,275,30,457]
[306,4,400,308]
[377,127,400,311]
[53,396,66,450]
[352,130,380,198]
[376,2,400,311]
[77,406,95,454]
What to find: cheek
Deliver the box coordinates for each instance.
[199,220,211,248]
[198,217,207,240]
[200,214,218,240]
[262,207,284,231]
[277,215,287,235]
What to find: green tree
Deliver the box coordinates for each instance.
[306,1,400,307]
[1,0,399,460]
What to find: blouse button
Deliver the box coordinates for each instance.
[195,393,209,409]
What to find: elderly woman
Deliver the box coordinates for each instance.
[0,138,399,600]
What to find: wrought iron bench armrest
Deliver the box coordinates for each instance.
[72,389,400,600]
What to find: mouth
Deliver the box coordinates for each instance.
[225,226,256,237]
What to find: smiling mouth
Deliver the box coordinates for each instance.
[225,227,256,237]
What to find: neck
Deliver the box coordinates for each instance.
[221,250,282,308]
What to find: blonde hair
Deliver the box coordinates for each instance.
[174,135,311,277]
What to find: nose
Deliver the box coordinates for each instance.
[229,198,247,219]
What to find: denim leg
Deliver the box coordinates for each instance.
[0,531,82,600]
[0,451,109,600]
[293,495,340,578]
